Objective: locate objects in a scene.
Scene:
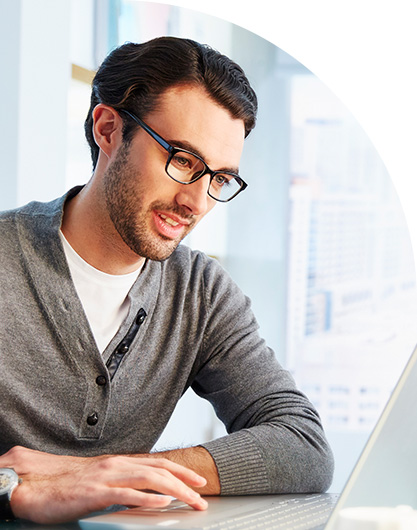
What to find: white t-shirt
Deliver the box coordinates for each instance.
[59,231,142,353]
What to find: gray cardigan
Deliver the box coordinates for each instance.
[0,189,334,494]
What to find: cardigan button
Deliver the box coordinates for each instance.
[87,412,98,426]
[96,375,107,386]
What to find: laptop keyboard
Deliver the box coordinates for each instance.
[202,494,338,530]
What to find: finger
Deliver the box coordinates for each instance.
[108,487,208,512]
[128,457,207,488]
[90,458,207,510]
[107,489,174,510]
[111,467,208,510]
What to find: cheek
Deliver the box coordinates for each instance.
[137,155,174,194]
[195,199,217,223]
[207,200,217,215]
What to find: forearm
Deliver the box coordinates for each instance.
[146,446,220,495]
[201,424,334,495]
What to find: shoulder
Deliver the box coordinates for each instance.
[0,189,81,244]
[0,200,53,223]
[0,190,78,261]
[0,187,80,225]
[163,244,229,284]
[0,195,64,235]
[161,244,246,309]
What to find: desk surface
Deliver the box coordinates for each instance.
[3,494,339,530]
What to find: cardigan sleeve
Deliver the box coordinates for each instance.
[191,257,334,495]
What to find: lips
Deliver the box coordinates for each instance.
[152,210,191,239]
[159,213,180,226]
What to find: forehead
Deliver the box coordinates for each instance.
[143,84,246,169]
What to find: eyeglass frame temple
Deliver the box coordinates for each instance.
[119,109,173,152]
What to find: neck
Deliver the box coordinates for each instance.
[61,183,145,275]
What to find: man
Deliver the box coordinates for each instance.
[0,37,334,524]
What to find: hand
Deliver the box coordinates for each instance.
[0,446,208,524]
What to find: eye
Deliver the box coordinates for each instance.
[171,153,193,170]
[213,174,232,187]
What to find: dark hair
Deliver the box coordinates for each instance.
[84,36,258,169]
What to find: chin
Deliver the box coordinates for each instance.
[134,239,182,263]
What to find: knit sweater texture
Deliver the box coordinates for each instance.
[0,190,334,494]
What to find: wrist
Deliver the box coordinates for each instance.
[0,468,21,521]
[152,446,220,495]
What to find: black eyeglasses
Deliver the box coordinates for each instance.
[119,109,247,202]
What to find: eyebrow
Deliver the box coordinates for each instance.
[168,138,240,175]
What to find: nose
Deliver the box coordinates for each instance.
[175,174,212,216]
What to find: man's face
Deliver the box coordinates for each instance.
[102,84,246,262]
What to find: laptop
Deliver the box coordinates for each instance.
[79,344,417,530]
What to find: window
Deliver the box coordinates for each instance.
[66,1,417,491]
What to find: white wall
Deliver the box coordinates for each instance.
[0,0,72,210]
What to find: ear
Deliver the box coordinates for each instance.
[92,104,124,159]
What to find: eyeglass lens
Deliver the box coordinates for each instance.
[168,151,241,201]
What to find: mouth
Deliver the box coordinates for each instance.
[152,210,192,240]
[159,213,181,227]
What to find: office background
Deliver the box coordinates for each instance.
[1,0,416,492]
